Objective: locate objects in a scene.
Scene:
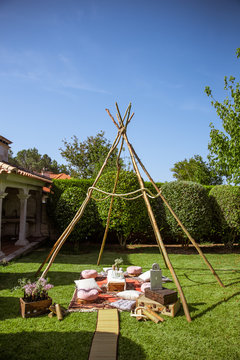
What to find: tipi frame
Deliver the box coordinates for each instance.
[37,103,224,322]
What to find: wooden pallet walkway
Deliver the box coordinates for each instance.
[88,309,119,360]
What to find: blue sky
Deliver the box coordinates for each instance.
[0,0,239,181]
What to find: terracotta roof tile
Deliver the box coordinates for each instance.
[0,161,52,183]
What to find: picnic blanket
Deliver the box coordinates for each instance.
[68,276,142,312]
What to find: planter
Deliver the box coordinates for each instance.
[20,297,52,318]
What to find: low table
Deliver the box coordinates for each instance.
[107,270,126,292]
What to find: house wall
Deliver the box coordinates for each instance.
[0,146,8,162]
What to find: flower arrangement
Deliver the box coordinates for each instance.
[113,257,123,270]
[13,277,54,302]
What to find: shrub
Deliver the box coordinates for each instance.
[48,178,93,213]
[160,181,213,243]
[54,187,103,250]
[209,185,240,246]
[94,170,158,248]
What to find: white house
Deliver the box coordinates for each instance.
[0,135,52,258]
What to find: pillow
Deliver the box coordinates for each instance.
[117,290,142,300]
[74,278,101,292]
[138,270,150,282]
[110,299,136,311]
[127,266,142,276]
[77,289,99,301]
[81,269,98,279]
[141,282,151,292]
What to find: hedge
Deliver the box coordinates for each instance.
[47,177,240,247]
[209,185,240,245]
[48,178,93,210]
[54,186,103,249]
[94,170,154,248]
[160,181,213,243]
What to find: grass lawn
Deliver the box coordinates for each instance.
[0,246,240,360]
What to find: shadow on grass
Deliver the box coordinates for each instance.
[0,331,146,360]
[0,271,84,291]
[181,272,240,288]
[16,250,133,266]
[0,296,20,320]
[191,291,240,321]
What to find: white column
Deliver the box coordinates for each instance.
[15,191,31,246]
[0,192,8,258]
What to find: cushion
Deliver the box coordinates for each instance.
[81,269,98,279]
[110,299,136,311]
[74,278,101,292]
[138,270,151,282]
[127,266,142,276]
[141,282,151,292]
[117,290,142,300]
[77,288,99,301]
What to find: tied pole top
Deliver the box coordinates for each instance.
[105,102,134,136]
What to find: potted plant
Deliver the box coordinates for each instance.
[112,257,123,271]
[13,277,54,318]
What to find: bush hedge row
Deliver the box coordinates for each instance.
[47,173,240,247]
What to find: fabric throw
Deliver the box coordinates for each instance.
[68,276,142,312]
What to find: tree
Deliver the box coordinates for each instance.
[60,131,123,178]
[170,155,222,185]
[95,170,151,248]
[205,48,240,185]
[9,147,67,174]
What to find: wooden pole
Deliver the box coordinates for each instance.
[97,139,124,265]
[97,107,132,265]
[130,145,225,288]
[113,106,192,322]
[37,129,123,278]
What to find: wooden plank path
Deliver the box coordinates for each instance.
[88,309,119,360]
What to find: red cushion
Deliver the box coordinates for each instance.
[81,269,98,279]
[77,288,99,301]
[141,282,151,292]
[127,266,142,275]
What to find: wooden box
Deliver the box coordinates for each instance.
[108,282,125,292]
[136,295,181,317]
[145,287,178,305]
[20,297,52,318]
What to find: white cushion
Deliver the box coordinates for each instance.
[117,290,142,300]
[138,270,151,282]
[74,278,101,292]
[110,299,136,311]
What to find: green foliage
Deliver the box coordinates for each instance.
[209,185,240,245]
[202,184,215,195]
[171,155,222,185]
[55,187,102,249]
[9,147,67,174]
[60,131,124,178]
[160,181,213,242]
[49,178,93,208]
[205,48,240,185]
[94,170,153,248]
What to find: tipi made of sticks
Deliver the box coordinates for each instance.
[37,103,224,322]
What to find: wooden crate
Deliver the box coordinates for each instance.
[145,287,178,305]
[136,295,181,317]
[20,297,52,318]
[108,282,125,292]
